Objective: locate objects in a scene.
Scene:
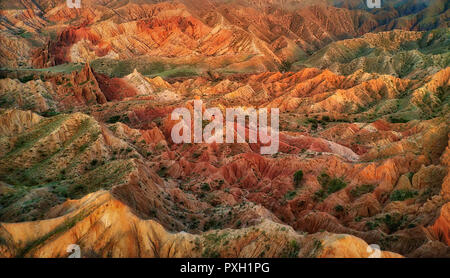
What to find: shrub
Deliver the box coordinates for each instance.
[317,172,330,187]
[201,183,211,191]
[313,189,327,202]
[313,173,347,201]
[18,31,32,38]
[389,117,409,123]
[382,214,408,233]
[19,75,34,83]
[279,61,293,73]
[202,248,220,258]
[327,178,347,194]
[307,118,319,130]
[157,166,168,177]
[282,240,300,258]
[334,205,344,212]
[284,190,297,200]
[390,189,418,201]
[366,221,380,230]
[293,170,303,187]
[350,184,376,198]
[106,115,121,123]
[39,109,60,117]
[406,172,414,181]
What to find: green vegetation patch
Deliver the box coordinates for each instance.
[350,184,376,198]
[390,189,418,201]
[67,160,134,199]
[5,114,69,158]
[293,170,303,187]
[314,173,347,202]
[284,190,297,200]
[281,240,300,258]
[201,231,231,258]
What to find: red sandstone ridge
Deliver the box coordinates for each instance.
[428,203,450,245]
[3,0,441,70]
[0,191,402,258]
[94,72,139,101]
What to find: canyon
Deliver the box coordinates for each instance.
[0,0,448,258]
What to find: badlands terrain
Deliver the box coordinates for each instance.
[0,0,449,258]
